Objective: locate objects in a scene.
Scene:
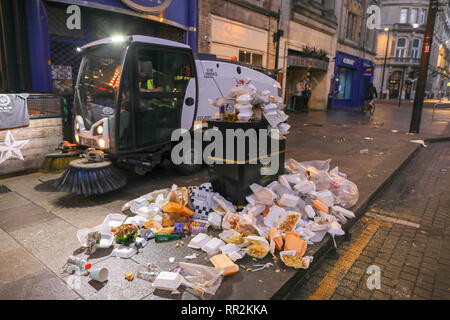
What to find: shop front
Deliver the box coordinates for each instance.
[285,49,329,110]
[26,0,197,94]
[331,52,374,108]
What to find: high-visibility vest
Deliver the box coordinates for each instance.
[139,79,154,90]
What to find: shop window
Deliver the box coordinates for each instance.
[400,8,409,23]
[410,9,418,24]
[411,39,421,59]
[395,38,407,58]
[336,66,354,100]
[239,51,251,64]
[239,51,263,67]
[252,54,263,67]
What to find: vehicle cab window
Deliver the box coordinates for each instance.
[134,46,194,148]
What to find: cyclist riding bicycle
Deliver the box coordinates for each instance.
[364,83,378,115]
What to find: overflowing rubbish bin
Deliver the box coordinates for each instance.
[207,119,286,206]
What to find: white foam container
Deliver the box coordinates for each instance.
[125,215,147,228]
[333,206,355,218]
[279,194,299,208]
[304,205,316,219]
[188,233,210,249]
[208,211,223,229]
[201,237,225,255]
[317,190,334,207]
[220,243,241,255]
[103,214,127,229]
[111,245,137,259]
[152,272,184,291]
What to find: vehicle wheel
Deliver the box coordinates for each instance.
[134,165,151,176]
[173,144,202,175]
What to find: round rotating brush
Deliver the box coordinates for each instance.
[55,159,127,196]
[39,151,80,174]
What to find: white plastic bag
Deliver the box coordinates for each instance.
[179,262,225,297]
[328,173,359,208]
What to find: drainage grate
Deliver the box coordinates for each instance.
[0,185,11,193]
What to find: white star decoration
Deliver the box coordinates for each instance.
[0,130,29,165]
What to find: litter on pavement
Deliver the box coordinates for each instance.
[68,156,358,298]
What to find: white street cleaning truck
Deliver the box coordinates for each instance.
[55,35,281,195]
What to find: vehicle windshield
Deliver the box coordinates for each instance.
[75,45,126,130]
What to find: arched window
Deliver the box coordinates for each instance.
[411,38,421,59]
[395,38,407,57]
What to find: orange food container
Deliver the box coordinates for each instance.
[313,199,329,213]
[269,228,284,251]
[210,254,239,276]
[162,202,194,217]
[284,232,307,257]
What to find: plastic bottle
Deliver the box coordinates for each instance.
[219,105,225,121]
[155,233,182,243]
[67,256,92,270]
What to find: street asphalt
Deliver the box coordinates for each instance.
[0,102,448,299]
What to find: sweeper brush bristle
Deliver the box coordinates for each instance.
[39,152,80,174]
[55,159,127,196]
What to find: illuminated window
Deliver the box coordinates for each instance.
[239,50,263,66]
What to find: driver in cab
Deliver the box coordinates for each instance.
[137,61,164,93]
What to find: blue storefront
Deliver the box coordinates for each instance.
[24,0,197,93]
[331,52,374,108]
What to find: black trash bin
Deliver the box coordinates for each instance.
[207,120,286,207]
[292,94,304,112]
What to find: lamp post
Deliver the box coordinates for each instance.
[410,0,438,133]
[380,27,391,99]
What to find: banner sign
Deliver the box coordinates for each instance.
[287,56,328,71]
[121,0,172,13]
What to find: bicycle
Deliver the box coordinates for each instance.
[362,99,375,117]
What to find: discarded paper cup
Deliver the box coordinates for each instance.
[89,267,108,282]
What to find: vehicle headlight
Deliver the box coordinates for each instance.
[95,125,104,135]
[98,138,106,148]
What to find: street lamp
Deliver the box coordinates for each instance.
[380,27,391,99]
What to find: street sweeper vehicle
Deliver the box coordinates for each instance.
[55,35,281,196]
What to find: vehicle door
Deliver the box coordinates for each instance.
[132,45,196,149]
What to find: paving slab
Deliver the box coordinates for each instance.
[0,201,58,233]
[9,219,81,275]
[0,268,78,300]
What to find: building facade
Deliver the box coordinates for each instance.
[430,4,450,98]
[373,0,450,101]
[331,0,378,108]
[278,0,338,110]
[197,0,281,69]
